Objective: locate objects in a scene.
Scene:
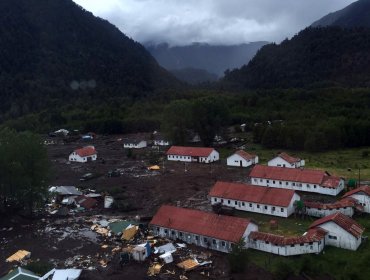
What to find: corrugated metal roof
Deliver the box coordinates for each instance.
[234,150,257,161]
[74,145,96,157]
[166,146,215,157]
[209,181,297,207]
[305,197,359,210]
[150,205,254,243]
[277,152,301,164]
[309,212,365,238]
[250,165,341,188]
[343,185,370,198]
[249,228,327,246]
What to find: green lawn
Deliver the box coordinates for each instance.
[220,144,370,181]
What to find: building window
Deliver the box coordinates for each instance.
[257,204,260,208]
[228,200,231,204]
[286,182,289,186]
[171,230,175,235]
[254,179,257,182]
[329,235,337,240]
[235,201,237,205]
[212,239,216,245]
[300,243,304,246]
[309,242,313,245]
[242,202,245,206]
[204,237,208,242]
[273,181,275,184]
[314,185,317,188]
[164,229,168,233]
[281,208,284,212]
[292,183,295,186]
[265,241,269,244]
[222,241,226,247]
[221,199,224,203]
[156,227,159,232]
[179,232,183,237]
[264,206,268,210]
[290,244,295,247]
[267,180,269,183]
[214,198,217,202]
[307,184,310,188]
[272,207,276,211]
[279,181,282,185]
[195,236,199,240]
[260,179,263,182]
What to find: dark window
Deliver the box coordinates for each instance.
[281,208,284,212]
[290,244,294,247]
[257,204,260,208]
[235,201,237,205]
[329,235,337,240]
[242,202,245,206]
[292,183,295,186]
[249,203,252,207]
[195,236,199,240]
[228,200,231,204]
[222,241,226,246]
[309,242,313,245]
[204,237,208,242]
[164,229,168,233]
[212,239,216,245]
[264,206,268,210]
[179,232,183,237]
[273,181,275,184]
[300,243,304,246]
[279,181,282,185]
[171,230,175,235]
[265,241,269,244]
[314,185,317,188]
[267,180,269,183]
[221,199,224,203]
[272,207,276,211]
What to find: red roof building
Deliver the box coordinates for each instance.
[235,150,257,161]
[305,197,362,217]
[150,205,257,245]
[248,228,327,256]
[342,185,370,214]
[166,146,219,163]
[268,152,304,169]
[278,152,301,164]
[209,181,297,207]
[343,185,370,198]
[310,212,364,239]
[227,150,259,167]
[75,146,97,157]
[249,165,344,196]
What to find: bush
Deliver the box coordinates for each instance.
[228,239,248,273]
[274,262,295,280]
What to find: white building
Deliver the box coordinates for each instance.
[123,139,147,149]
[209,181,300,218]
[227,150,258,168]
[152,132,170,146]
[342,185,370,213]
[309,212,365,251]
[69,146,97,163]
[249,228,327,256]
[149,205,258,253]
[249,165,344,196]
[268,152,305,168]
[166,146,219,163]
[304,197,361,218]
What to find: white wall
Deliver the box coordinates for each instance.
[151,225,236,253]
[249,238,324,256]
[154,140,170,146]
[167,154,192,162]
[124,141,147,149]
[317,222,362,250]
[168,150,219,163]
[69,152,97,163]
[306,207,354,218]
[348,193,370,213]
[227,154,256,167]
[250,177,344,196]
[268,157,305,168]
[211,196,294,218]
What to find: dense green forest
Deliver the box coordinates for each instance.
[0,0,181,123]
[3,87,370,152]
[222,27,370,89]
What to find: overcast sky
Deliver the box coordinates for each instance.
[73,0,357,46]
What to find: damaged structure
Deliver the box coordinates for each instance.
[342,185,370,213]
[304,197,362,218]
[249,165,344,196]
[150,205,258,253]
[209,181,300,218]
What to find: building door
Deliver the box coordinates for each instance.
[240,161,243,167]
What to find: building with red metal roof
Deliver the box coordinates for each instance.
[268,152,305,169]
[209,181,300,218]
[149,205,258,253]
[166,146,219,163]
[309,212,365,250]
[343,185,370,213]
[69,146,97,163]
[226,150,259,168]
[249,165,344,196]
[248,228,327,256]
[305,197,363,218]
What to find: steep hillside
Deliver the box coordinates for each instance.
[146,42,268,78]
[0,0,180,121]
[170,68,218,85]
[223,27,370,89]
[312,0,370,28]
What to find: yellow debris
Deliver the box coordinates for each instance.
[122,226,138,241]
[177,259,199,271]
[6,250,31,262]
[147,263,163,276]
[148,165,160,170]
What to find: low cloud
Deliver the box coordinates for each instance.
[73,0,357,45]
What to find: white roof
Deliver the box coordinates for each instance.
[52,269,82,280]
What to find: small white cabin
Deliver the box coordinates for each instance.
[310,212,364,251]
[268,152,304,168]
[342,185,370,213]
[227,150,258,168]
[123,140,147,149]
[69,146,97,163]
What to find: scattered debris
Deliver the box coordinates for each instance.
[6,250,31,262]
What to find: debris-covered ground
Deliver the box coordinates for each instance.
[0,134,276,279]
